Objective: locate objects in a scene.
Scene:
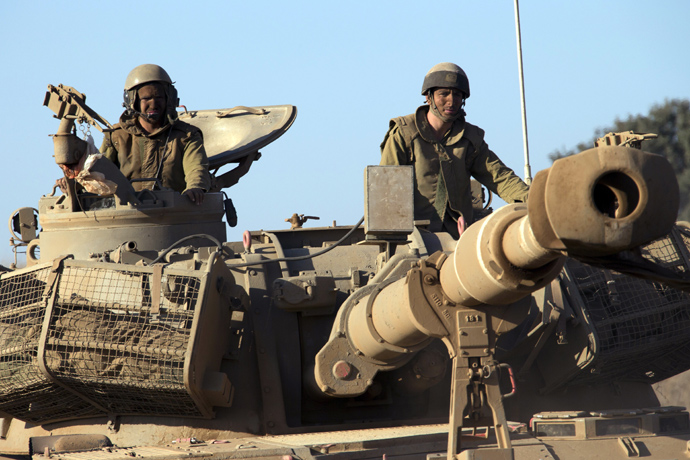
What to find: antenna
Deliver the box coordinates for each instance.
[514,0,532,185]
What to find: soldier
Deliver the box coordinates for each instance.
[101,64,211,205]
[380,62,529,238]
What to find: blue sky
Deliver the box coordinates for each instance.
[1,1,688,266]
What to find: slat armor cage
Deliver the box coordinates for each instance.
[0,255,232,424]
[559,224,690,386]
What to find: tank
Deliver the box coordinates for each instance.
[2,84,690,460]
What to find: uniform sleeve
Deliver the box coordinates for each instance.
[380,124,410,166]
[100,133,119,167]
[467,138,530,203]
[182,131,211,192]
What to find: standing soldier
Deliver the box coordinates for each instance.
[380,62,529,238]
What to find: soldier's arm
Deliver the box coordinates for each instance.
[100,132,119,166]
[181,131,211,205]
[380,126,410,166]
[469,138,529,203]
[182,131,211,192]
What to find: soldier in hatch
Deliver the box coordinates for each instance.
[380,62,529,238]
[101,64,211,205]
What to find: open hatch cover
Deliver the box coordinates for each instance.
[178,105,297,169]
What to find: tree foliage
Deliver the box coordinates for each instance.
[548,99,690,220]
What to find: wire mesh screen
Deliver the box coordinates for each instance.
[0,265,103,423]
[0,260,210,423]
[46,264,203,416]
[564,225,690,385]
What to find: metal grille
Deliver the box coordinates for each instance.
[46,265,202,416]
[0,261,209,423]
[564,225,690,385]
[0,265,102,423]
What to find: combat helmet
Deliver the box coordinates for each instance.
[123,64,179,119]
[421,62,470,98]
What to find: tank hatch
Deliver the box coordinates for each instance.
[178,105,297,168]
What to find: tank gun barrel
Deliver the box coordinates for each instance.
[441,145,679,306]
[315,145,679,397]
[315,145,678,458]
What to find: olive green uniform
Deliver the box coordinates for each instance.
[101,112,210,193]
[380,105,529,236]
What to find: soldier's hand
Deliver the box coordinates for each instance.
[59,163,81,179]
[183,188,205,205]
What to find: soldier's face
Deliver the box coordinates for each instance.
[429,88,464,117]
[137,84,167,124]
